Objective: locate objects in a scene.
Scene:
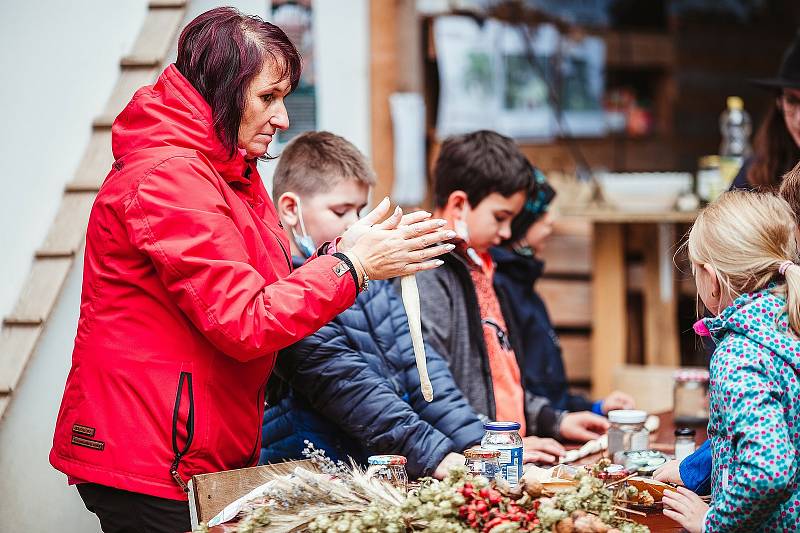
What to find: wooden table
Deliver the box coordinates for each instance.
[207,412,706,532]
[561,208,699,398]
[570,411,707,532]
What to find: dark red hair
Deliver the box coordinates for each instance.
[175,7,301,157]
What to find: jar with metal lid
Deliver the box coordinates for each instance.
[674,427,697,462]
[607,410,650,464]
[673,368,710,426]
[463,447,501,480]
[366,455,408,492]
[697,155,722,203]
[481,421,523,487]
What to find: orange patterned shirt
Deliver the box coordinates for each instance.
[467,250,526,435]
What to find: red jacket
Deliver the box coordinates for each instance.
[50,65,357,501]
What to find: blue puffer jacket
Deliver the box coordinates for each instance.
[261,277,485,478]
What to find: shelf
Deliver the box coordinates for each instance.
[428,135,678,173]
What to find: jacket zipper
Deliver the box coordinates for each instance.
[243,376,269,467]
[170,371,195,492]
[266,226,292,273]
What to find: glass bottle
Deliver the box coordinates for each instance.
[366,455,408,492]
[674,428,697,462]
[607,410,649,464]
[673,368,710,426]
[481,421,523,487]
[463,447,501,480]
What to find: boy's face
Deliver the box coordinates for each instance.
[279,178,369,255]
[524,212,555,255]
[466,191,526,253]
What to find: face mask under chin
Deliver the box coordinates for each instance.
[291,199,317,258]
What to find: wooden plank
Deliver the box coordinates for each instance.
[560,333,591,382]
[538,279,591,328]
[190,460,318,526]
[591,223,627,397]
[69,128,113,191]
[95,66,159,128]
[613,364,677,414]
[123,7,185,67]
[605,32,676,69]
[6,258,73,325]
[0,324,44,394]
[642,224,680,367]
[560,209,697,224]
[38,192,96,257]
[369,0,399,205]
[539,219,591,276]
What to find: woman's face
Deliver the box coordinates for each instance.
[780,88,800,149]
[238,60,292,158]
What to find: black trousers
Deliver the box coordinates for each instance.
[77,483,191,533]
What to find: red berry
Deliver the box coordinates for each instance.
[479,488,490,498]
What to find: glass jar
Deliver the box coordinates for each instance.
[673,368,710,426]
[366,455,408,492]
[696,155,722,203]
[607,410,649,464]
[481,421,523,487]
[674,427,697,462]
[463,447,501,480]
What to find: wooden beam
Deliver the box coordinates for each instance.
[591,223,627,397]
[369,0,399,205]
[642,223,680,367]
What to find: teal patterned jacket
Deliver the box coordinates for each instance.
[700,287,800,531]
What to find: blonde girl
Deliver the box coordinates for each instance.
[664,191,800,532]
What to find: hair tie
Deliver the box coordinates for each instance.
[779,260,795,276]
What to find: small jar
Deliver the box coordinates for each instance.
[673,369,710,426]
[674,428,697,462]
[481,421,523,487]
[366,455,408,492]
[463,448,501,480]
[696,155,722,203]
[607,410,650,464]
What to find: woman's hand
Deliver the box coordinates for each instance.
[522,436,565,464]
[662,486,708,533]
[340,198,456,280]
[654,459,684,485]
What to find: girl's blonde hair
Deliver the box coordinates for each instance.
[687,191,800,336]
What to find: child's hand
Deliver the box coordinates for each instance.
[654,459,684,485]
[662,486,708,533]
[522,436,565,464]
[600,390,635,414]
[432,452,464,479]
[559,411,610,442]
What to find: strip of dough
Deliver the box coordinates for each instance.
[400,274,433,402]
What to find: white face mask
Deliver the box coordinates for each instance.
[455,201,483,267]
[290,198,316,258]
[454,201,471,242]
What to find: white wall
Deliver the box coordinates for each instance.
[313,0,371,157]
[0,0,148,318]
[0,253,101,532]
[260,0,371,193]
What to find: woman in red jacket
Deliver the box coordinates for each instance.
[49,7,453,532]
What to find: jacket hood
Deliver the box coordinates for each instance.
[111,64,251,183]
[490,246,544,284]
[702,286,800,370]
